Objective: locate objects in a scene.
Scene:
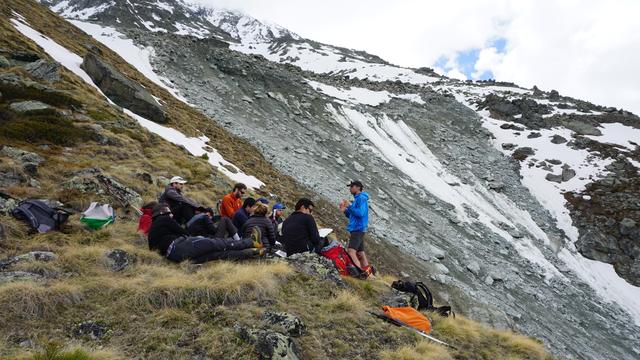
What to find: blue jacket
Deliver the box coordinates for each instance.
[232,208,250,230]
[344,192,369,232]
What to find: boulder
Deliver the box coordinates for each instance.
[0,169,25,187]
[235,325,301,360]
[63,169,142,208]
[564,120,601,136]
[263,312,305,337]
[81,53,167,123]
[512,147,535,161]
[23,59,61,82]
[8,100,52,113]
[550,135,567,144]
[0,251,57,270]
[353,161,365,172]
[286,252,344,286]
[0,146,45,175]
[549,90,560,101]
[620,218,636,236]
[466,261,481,276]
[0,271,43,284]
[10,52,40,62]
[527,132,542,139]
[501,143,517,150]
[0,55,10,68]
[104,249,135,272]
[73,321,110,340]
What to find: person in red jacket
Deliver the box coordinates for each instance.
[220,183,247,218]
[137,201,157,236]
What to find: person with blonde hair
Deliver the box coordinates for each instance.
[241,202,276,251]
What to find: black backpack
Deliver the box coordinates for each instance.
[11,200,70,233]
[392,279,454,317]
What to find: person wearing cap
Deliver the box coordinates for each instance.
[257,197,269,205]
[187,206,240,240]
[158,176,199,225]
[340,180,372,276]
[270,203,286,234]
[220,183,247,218]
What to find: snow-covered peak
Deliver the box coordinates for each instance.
[202,7,300,44]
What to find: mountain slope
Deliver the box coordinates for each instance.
[4,0,640,359]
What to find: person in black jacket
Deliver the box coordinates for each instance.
[148,204,264,263]
[281,198,321,256]
[148,203,188,256]
[241,202,276,251]
[187,207,239,239]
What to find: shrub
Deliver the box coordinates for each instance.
[32,343,91,360]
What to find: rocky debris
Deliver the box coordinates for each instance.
[500,123,525,131]
[104,249,135,272]
[23,59,61,82]
[0,251,57,270]
[0,55,10,68]
[81,53,167,123]
[479,93,552,120]
[487,181,505,192]
[549,90,560,101]
[466,261,481,276]
[545,165,576,183]
[73,321,110,340]
[0,192,18,214]
[511,147,535,161]
[0,271,44,284]
[550,135,567,144]
[235,324,302,360]
[62,168,142,208]
[0,169,25,188]
[263,312,305,337]
[286,252,344,285]
[527,132,542,139]
[1,146,45,175]
[8,100,52,113]
[619,218,636,236]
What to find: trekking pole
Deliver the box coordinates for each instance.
[367,311,457,350]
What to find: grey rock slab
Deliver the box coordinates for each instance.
[235,324,301,360]
[9,100,52,113]
[263,311,305,337]
[104,249,135,272]
[466,261,481,275]
[23,59,61,82]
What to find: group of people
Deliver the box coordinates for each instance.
[138,176,373,276]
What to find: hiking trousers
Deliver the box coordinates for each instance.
[167,236,254,263]
[214,217,238,238]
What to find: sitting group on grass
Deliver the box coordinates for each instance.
[138,176,375,277]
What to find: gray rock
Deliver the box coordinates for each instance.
[23,59,61,82]
[0,223,5,241]
[1,146,45,175]
[501,143,517,150]
[561,165,576,181]
[484,275,494,285]
[0,169,25,187]
[512,147,535,161]
[335,157,345,166]
[430,274,449,285]
[466,261,481,275]
[73,321,110,340]
[63,170,142,208]
[620,218,636,236]
[0,196,18,215]
[235,324,301,360]
[550,135,567,144]
[0,271,43,284]
[564,120,601,136]
[286,252,344,285]
[0,55,10,68]
[527,132,542,139]
[263,312,305,337]
[488,181,505,192]
[8,100,52,113]
[353,161,365,172]
[549,90,560,101]
[81,53,166,123]
[104,249,135,272]
[509,229,524,239]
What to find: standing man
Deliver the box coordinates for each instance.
[340,180,372,276]
[158,176,199,225]
[220,183,247,218]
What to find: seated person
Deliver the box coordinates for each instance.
[187,207,239,240]
[241,202,276,251]
[158,176,199,225]
[148,203,263,263]
[232,197,256,230]
[137,201,157,237]
[280,198,321,257]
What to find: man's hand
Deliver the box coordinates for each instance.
[339,199,349,213]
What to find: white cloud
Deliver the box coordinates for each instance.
[191,0,640,114]
[446,68,468,81]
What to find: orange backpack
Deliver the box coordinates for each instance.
[382,306,432,334]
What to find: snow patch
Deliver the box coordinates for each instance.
[585,122,640,151]
[307,80,425,106]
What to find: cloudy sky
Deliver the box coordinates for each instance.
[193,0,640,113]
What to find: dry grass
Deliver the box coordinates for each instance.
[326,289,367,314]
[381,341,454,360]
[12,343,122,360]
[0,282,84,320]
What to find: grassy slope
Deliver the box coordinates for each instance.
[0,1,553,359]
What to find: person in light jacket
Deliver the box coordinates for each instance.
[340,180,372,275]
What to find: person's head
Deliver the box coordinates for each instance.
[295,198,315,215]
[232,183,247,198]
[170,176,187,190]
[142,201,158,210]
[347,180,364,195]
[257,197,269,205]
[253,202,268,217]
[273,203,286,217]
[243,197,257,212]
[195,206,214,218]
[152,203,172,218]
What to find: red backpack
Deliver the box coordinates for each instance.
[321,240,362,277]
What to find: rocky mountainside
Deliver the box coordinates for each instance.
[4,0,640,359]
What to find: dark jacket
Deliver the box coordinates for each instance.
[159,185,198,209]
[242,215,276,247]
[345,191,369,232]
[186,213,217,237]
[148,214,188,255]
[232,208,250,230]
[281,211,321,256]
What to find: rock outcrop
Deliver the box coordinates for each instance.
[81,53,166,123]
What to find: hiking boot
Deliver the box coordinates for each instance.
[251,227,263,249]
[363,266,376,278]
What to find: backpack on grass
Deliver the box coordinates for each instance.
[320,239,363,278]
[392,279,454,317]
[11,199,70,233]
